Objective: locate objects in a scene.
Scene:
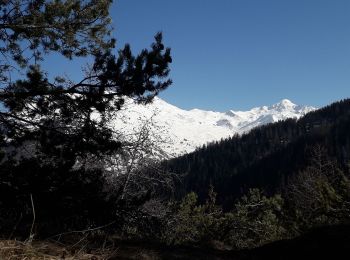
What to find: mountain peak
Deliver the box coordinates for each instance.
[271,99,297,110]
[280,99,295,105]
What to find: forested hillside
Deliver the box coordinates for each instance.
[166,98,350,207]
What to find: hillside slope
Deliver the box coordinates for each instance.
[166,98,350,206]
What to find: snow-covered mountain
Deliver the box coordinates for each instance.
[112,98,316,157]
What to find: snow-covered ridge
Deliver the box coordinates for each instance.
[112,98,316,157]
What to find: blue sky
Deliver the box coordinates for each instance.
[45,0,350,111]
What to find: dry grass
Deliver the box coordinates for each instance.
[0,240,114,260]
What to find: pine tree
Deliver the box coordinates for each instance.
[0,0,172,236]
[0,0,172,166]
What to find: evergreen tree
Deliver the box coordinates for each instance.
[0,0,172,236]
[0,0,172,168]
[223,188,286,249]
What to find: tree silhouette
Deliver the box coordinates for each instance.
[0,0,172,236]
[0,1,172,167]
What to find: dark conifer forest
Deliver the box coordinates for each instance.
[166,99,350,207]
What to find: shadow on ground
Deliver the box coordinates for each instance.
[111,225,350,259]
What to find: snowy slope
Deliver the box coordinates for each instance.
[111,98,315,157]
